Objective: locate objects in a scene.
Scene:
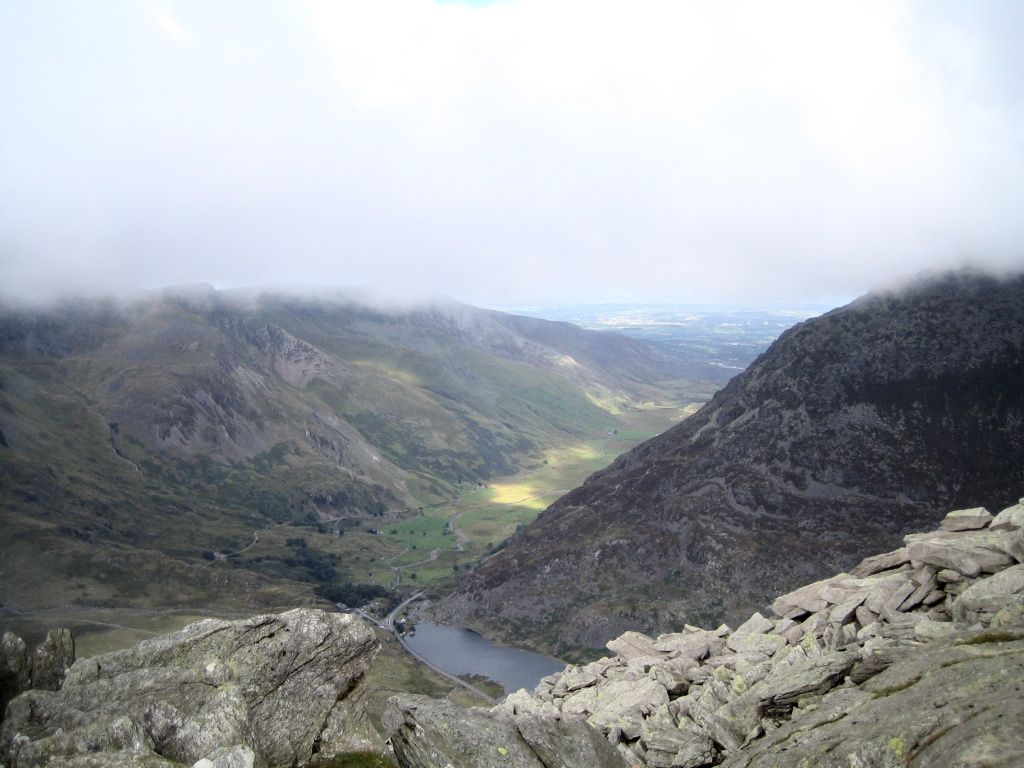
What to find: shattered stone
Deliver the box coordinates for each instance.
[904,529,1021,577]
[939,507,993,532]
[607,631,661,660]
[950,563,1024,624]
[849,547,911,578]
[989,502,1024,531]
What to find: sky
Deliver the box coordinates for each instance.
[1,0,1023,306]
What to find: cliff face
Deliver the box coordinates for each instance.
[434,272,1024,654]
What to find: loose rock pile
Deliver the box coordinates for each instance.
[395,499,1024,768]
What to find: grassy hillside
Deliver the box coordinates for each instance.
[0,286,712,635]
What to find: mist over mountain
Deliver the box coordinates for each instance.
[432,271,1024,657]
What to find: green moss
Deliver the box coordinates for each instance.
[956,630,1023,645]
[871,675,922,698]
[888,735,905,759]
[308,753,397,768]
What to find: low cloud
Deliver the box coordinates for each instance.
[156,7,194,45]
[1,0,1022,306]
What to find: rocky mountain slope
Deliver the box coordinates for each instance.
[0,286,706,621]
[433,272,1024,655]
[3,499,1021,767]
[390,498,1024,767]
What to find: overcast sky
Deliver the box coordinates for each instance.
[2,0,1023,306]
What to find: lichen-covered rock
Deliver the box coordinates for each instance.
[0,609,378,768]
[722,632,1024,768]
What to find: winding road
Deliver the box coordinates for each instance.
[346,592,497,705]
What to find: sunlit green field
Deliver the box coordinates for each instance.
[360,401,702,588]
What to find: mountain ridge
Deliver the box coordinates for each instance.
[432,271,1024,656]
[0,287,709,626]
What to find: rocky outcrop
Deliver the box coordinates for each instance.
[0,609,379,768]
[435,272,1024,653]
[0,628,74,715]
[395,499,1024,767]
[0,632,31,716]
[29,628,75,692]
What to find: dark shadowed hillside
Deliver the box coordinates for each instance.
[432,272,1024,657]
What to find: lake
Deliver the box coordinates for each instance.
[403,621,565,695]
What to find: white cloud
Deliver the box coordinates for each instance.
[157,7,193,45]
[0,0,1022,305]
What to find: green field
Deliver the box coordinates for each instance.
[357,401,702,590]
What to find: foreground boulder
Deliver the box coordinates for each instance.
[385,695,626,768]
[1,609,378,767]
[388,499,1024,767]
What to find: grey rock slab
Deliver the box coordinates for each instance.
[649,657,693,696]
[1,609,378,768]
[641,715,716,768]
[497,689,561,718]
[559,666,602,692]
[386,695,627,768]
[770,577,834,617]
[585,677,670,733]
[990,502,1024,531]
[725,632,786,657]
[732,612,774,637]
[703,651,770,670]
[749,650,857,709]
[849,547,910,578]
[513,713,629,768]
[317,675,387,756]
[913,620,960,642]
[653,633,717,661]
[386,695,545,768]
[725,634,1024,768]
[606,631,661,660]
[828,595,865,625]
[950,563,1024,624]
[904,529,1021,577]
[939,506,993,532]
